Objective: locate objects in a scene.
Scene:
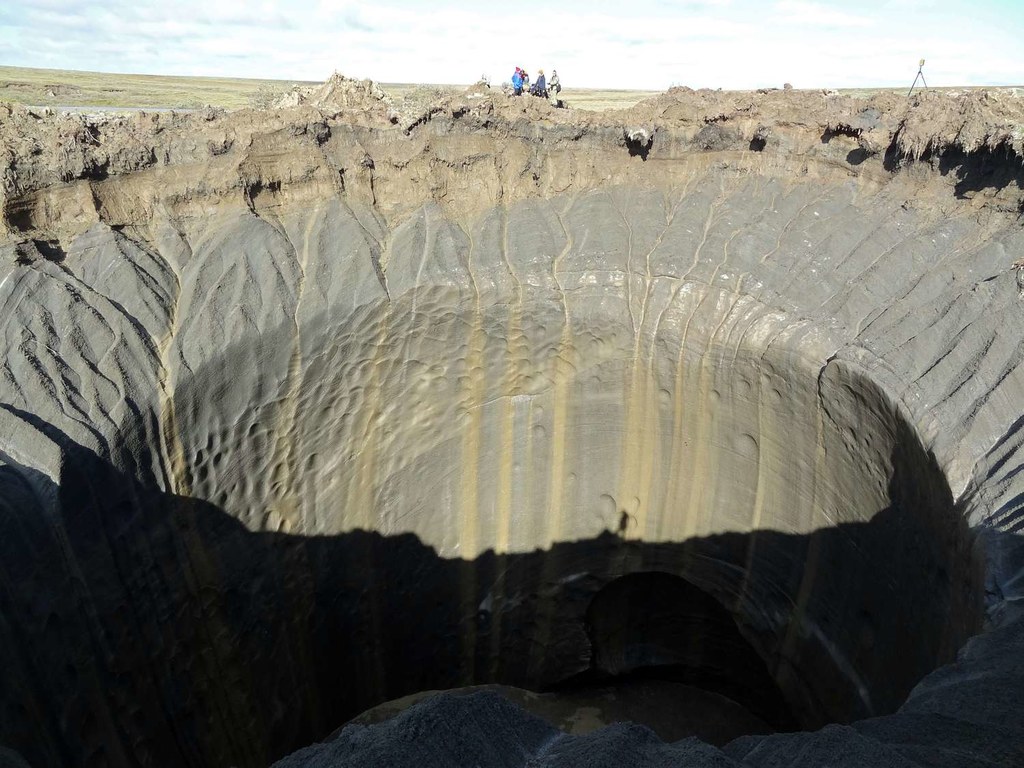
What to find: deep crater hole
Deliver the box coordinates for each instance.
[143,307,987,764]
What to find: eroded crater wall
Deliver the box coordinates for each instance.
[164,218,980,727]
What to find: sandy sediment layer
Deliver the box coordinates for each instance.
[0,83,1022,766]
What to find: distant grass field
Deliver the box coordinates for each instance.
[0,65,318,109]
[0,65,662,112]
[0,66,1019,113]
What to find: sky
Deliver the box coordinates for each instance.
[0,0,1021,90]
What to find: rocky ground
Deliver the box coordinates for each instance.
[3,73,1023,235]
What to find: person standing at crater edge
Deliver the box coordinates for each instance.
[511,67,524,95]
[533,69,547,97]
[548,69,561,106]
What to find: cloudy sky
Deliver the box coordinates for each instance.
[1,0,1021,90]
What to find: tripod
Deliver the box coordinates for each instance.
[908,59,927,97]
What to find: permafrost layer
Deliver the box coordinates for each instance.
[0,84,1023,767]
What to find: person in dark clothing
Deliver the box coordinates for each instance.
[533,69,547,97]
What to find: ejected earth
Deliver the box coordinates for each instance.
[1,71,1024,767]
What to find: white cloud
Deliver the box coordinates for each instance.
[773,1,874,27]
[0,0,1020,90]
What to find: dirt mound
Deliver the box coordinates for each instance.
[622,85,1024,160]
[895,88,1024,157]
[274,71,395,115]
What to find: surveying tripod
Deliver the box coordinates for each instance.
[908,59,927,97]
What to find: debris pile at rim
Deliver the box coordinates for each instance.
[1,78,1023,768]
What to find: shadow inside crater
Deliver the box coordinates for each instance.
[0,427,983,768]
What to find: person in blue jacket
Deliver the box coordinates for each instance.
[511,67,524,95]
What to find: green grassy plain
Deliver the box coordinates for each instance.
[0,65,662,111]
[0,65,317,109]
[1,66,1019,113]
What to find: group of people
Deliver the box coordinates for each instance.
[510,66,561,105]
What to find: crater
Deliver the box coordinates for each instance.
[0,83,1022,767]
